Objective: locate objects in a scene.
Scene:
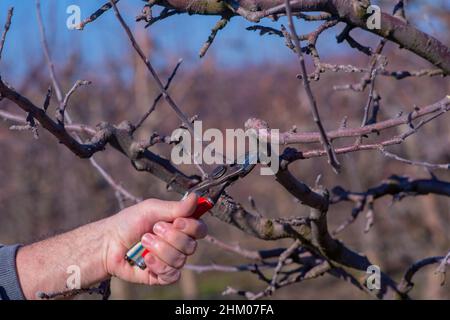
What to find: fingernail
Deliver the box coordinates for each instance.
[153,223,166,236]
[187,239,196,252]
[182,192,197,201]
[174,219,186,230]
[142,233,155,246]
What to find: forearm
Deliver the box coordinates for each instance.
[16,219,111,300]
[11,195,205,299]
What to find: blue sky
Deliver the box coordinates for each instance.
[0,0,447,79]
[0,0,339,77]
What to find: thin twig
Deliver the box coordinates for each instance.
[109,0,193,133]
[398,253,450,294]
[266,240,301,295]
[204,235,262,260]
[0,7,13,61]
[185,262,275,273]
[144,8,179,28]
[245,96,450,146]
[36,0,63,102]
[379,147,450,171]
[199,16,229,58]
[57,80,91,126]
[134,59,183,132]
[109,0,209,178]
[284,0,340,173]
[75,0,120,30]
[36,0,140,206]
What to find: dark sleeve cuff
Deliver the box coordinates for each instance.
[0,244,26,300]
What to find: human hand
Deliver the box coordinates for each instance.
[102,193,207,285]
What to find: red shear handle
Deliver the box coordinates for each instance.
[139,196,213,258]
[191,196,215,219]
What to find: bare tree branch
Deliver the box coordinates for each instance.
[398,252,450,295]
[1,0,449,300]
[0,7,13,61]
[246,96,450,145]
[133,59,183,132]
[331,175,450,234]
[284,0,340,173]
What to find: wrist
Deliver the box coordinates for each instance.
[91,217,117,280]
[98,213,133,278]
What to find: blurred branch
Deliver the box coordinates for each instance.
[36,0,63,102]
[204,235,289,261]
[185,262,275,273]
[133,59,183,132]
[0,109,97,136]
[36,0,141,208]
[379,147,450,171]
[0,7,13,61]
[330,175,450,234]
[110,0,209,179]
[109,0,193,133]
[0,79,105,158]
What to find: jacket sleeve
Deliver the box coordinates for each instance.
[0,244,25,300]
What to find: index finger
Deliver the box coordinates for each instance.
[172,217,208,239]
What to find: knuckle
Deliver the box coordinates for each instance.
[153,262,175,275]
[158,269,181,285]
[151,239,165,257]
[173,254,187,268]
[142,198,156,208]
[153,222,170,238]
[138,199,157,215]
[160,265,177,275]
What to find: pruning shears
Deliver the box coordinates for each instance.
[125,153,257,269]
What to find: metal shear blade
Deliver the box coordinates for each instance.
[190,153,257,201]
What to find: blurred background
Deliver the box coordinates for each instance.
[0,0,449,299]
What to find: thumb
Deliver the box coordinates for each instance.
[171,192,199,219]
[145,192,198,222]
